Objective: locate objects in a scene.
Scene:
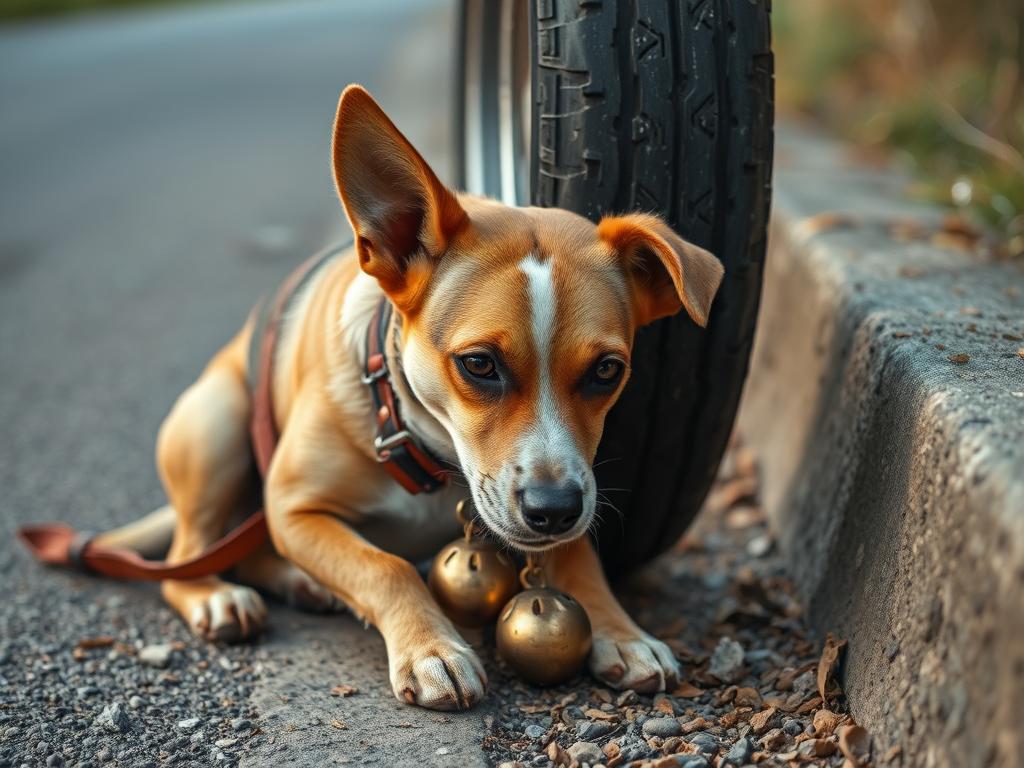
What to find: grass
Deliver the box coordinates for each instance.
[0,0,216,22]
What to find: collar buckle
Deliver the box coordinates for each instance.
[374,430,412,461]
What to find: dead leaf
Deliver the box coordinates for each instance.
[759,728,787,751]
[812,708,843,737]
[671,682,704,698]
[591,688,613,704]
[750,707,778,734]
[681,716,709,734]
[734,686,762,707]
[329,718,348,730]
[653,697,675,716]
[796,212,858,240]
[800,739,836,758]
[583,708,618,721]
[1017,348,1024,359]
[75,636,115,650]
[839,724,871,766]
[547,741,569,766]
[948,353,971,364]
[718,708,750,728]
[817,633,847,700]
[330,684,358,697]
[796,696,824,715]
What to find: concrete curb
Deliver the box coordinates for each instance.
[738,126,1024,768]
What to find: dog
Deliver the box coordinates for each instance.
[93,85,724,710]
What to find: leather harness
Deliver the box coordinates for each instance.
[17,246,447,580]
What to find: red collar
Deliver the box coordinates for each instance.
[364,298,449,494]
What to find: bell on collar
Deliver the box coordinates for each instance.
[496,560,592,686]
[427,500,519,628]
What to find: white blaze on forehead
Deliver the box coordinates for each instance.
[518,253,579,474]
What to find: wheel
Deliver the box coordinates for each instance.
[456,0,774,574]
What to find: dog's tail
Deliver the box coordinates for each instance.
[90,504,177,559]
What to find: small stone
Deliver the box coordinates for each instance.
[708,637,745,683]
[45,756,64,768]
[230,718,251,732]
[127,696,144,710]
[435,747,450,756]
[615,690,638,707]
[687,732,719,755]
[760,727,787,751]
[177,718,201,732]
[3,727,20,739]
[137,644,174,668]
[677,758,710,768]
[567,741,603,764]
[94,749,112,763]
[189,731,205,744]
[524,724,546,739]
[76,687,99,699]
[642,717,682,738]
[576,720,612,740]
[95,703,131,734]
[724,737,753,765]
[792,670,816,693]
[746,534,773,557]
[783,719,803,736]
[214,738,237,748]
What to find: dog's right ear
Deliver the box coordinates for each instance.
[332,85,467,311]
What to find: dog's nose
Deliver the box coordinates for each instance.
[518,484,583,535]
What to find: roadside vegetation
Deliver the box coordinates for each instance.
[776,0,1024,257]
[0,0,212,22]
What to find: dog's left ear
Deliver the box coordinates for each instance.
[332,85,467,310]
[598,213,724,327]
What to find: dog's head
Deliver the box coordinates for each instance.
[332,86,723,551]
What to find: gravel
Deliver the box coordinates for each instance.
[641,716,682,738]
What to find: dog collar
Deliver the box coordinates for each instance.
[364,297,448,494]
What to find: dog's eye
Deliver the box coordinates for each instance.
[582,356,626,395]
[594,358,623,383]
[459,354,498,380]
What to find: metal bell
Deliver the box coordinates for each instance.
[427,501,519,628]
[496,563,592,686]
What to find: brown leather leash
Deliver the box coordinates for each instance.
[18,246,450,580]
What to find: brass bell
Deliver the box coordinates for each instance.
[496,560,592,686]
[427,500,519,628]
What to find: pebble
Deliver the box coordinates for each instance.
[687,732,720,755]
[566,741,602,764]
[642,717,682,738]
[576,720,612,740]
[677,757,710,768]
[177,718,201,732]
[127,696,144,710]
[708,637,745,683]
[723,736,753,765]
[137,644,174,669]
[524,724,546,739]
[95,704,131,734]
[76,687,99,699]
[45,755,64,768]
[230,718,251,732]
[214,738,237,748]
[783,718,804,736]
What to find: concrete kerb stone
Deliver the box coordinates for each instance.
[738,125,1024,768]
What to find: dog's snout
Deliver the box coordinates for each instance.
[517,484,583,535]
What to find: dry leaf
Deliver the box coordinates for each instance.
[760,728,787,751]
[750,707,778,734]
[1017,348,1024,359]
[734,687,762,707]
[330,718,348,730]
[330,684,358,697]
[839,724,871,766]
[583,708,618,721]
[671,682,704,698]
[817,633,847,700]
[654,697,675,715]
[681,716,709,734]
[796,696,824,714]
[800,739,836,758]
[795,212,858,240]
[75,636,115,650]
[948,353,970,364]
[546,741,569,766]
[812,708,843,737]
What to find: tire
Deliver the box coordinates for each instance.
[457,0,774,574]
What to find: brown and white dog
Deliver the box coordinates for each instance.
[96,86,723,710]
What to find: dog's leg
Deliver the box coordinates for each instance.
[265,401,486,711]
[546,536,680,693]
[233,545,342,614]
[156,343,267,642]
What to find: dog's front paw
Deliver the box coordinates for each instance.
[389,633,487,711]
[590,629,680,693]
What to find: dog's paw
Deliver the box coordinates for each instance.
[589,629,680,693]
[189,584,268,643]
[389,634,487,711]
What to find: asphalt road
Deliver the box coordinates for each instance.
[0,2,494,766]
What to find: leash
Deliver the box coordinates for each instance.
[17,246,446,581]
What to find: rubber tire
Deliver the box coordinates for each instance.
[529,0,775,574]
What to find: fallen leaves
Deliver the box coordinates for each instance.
[817,633,847,701]
[749,706,778,734]
[670,681,704,698]
[948,353,971,364]
[329,718,348,730]
[330,684,358,697]
[812,708,844,737]
[839,724,871,766]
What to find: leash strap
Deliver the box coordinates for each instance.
[16,247,340,581]
[364,298,448,494]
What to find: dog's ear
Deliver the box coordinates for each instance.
[332,85,467,310]
[598,213,724,327]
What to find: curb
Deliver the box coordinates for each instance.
[737,125,1024,767]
